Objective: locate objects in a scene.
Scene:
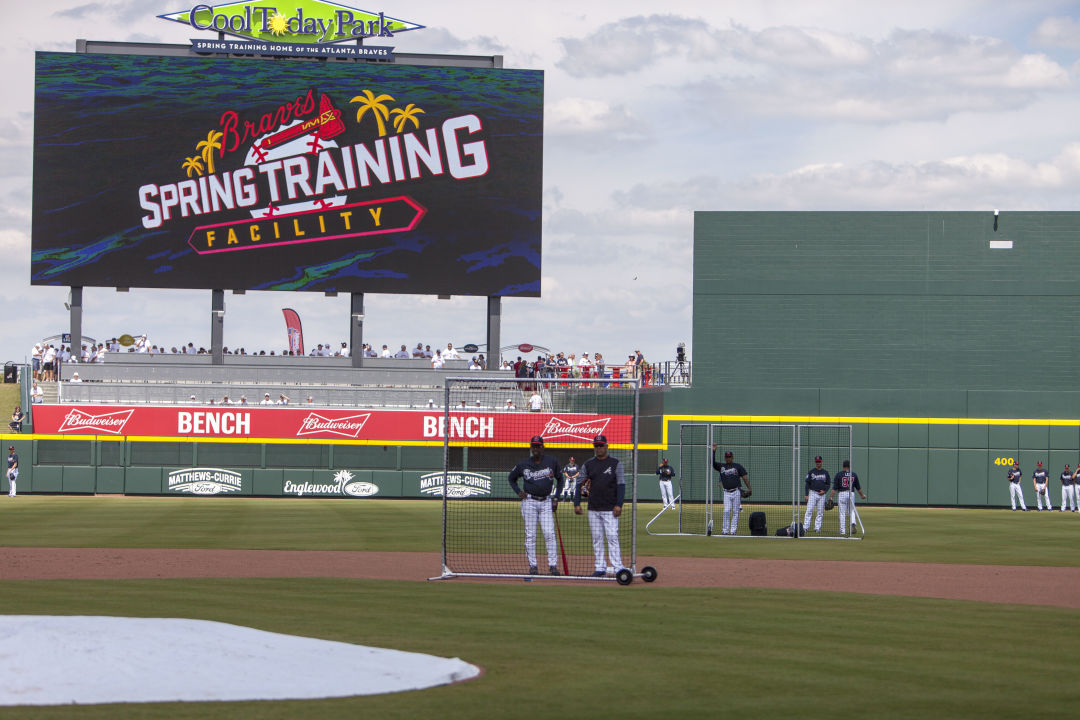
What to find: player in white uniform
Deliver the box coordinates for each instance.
[656,458,676,510]
[561,457,579,499]
[6,446,18,498]
[711,446,751,535]
[1061,465,1077,512]
[803,456,831,533]
[1007,462,1027,511]
[1032,461,1053,510]
[508,436,564,575]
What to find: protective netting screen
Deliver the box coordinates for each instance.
[661,423,855,539]
[441,377,638,579]
[797,425,855,537]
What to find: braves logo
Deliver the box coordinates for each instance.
[57,408,135,434]
[296,412,371,438]
[541,416,612,442]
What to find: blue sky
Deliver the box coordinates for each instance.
[3,1,1079,365]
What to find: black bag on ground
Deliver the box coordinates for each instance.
[775,524,804,538]
[748,511,767,536]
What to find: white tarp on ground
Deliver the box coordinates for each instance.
[0,616,480,706]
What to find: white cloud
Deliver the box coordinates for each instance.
[1030,15,1080,49]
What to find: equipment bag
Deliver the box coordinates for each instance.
[748,511,767,536]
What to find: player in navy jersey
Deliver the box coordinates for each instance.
[1058,464,1075,509]
[1007,461,1027,511]
[574,435,625,576]
[803,456,831,533]
[711,445,751,535]
[1032,461,1052,511]
[829,460,865,535]
[508,436,564,575]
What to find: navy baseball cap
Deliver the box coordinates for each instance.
[593,434,608,446]
[814,455,822,462]
[529,435,544,446]
[842,460,850,468]
[724,451,733,458]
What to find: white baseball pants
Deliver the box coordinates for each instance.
[1009,483,1027,510]
[837,490,856,533]
[803,490,826,532]
[561,480,577,499]
[659,479,675,508]
[587,510,623,573]
[1035,483,1053,510]
[1062,485,1077,512]
[722,488,741,535]
[521,497,557,568]
[6,469,15,497]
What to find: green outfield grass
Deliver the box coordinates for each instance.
[0,497,1077,566]
[2,498,1078,718]
[1,578,1077,719]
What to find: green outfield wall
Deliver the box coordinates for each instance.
[679,210,1080,508]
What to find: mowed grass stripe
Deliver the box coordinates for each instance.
[0,578,1076,720]
[1,497,1079,566]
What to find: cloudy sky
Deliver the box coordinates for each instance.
[3,1,1079,366]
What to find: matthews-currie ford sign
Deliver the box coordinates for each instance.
[159,1,423,58]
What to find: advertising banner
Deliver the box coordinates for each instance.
[30,406,632,444]
[32,52,543,296]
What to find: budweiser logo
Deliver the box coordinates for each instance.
[296,412,371,438]
[541,416,612,441]
[57,408,135,434]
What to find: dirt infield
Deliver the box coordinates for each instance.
[3,547,1079,608]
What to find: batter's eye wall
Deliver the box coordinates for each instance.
[687,211,1080,419]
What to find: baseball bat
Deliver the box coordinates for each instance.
[553,510,569,575]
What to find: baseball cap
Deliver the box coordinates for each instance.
[814,455,822,462]
[529,435,545,446]
[593,434,608,446]
[1037,461,1043,467]
[1068,465,1072,469]
[7,446,13,451]
[724,451,733,458]
[842,460,850,468]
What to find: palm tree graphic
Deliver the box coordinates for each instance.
[390,103,425,133]
[196,130,224,174]
[182,156,204,177]
[350,89,395,137]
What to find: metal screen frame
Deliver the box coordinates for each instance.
[652,422,861,540]
[433,376,644,582]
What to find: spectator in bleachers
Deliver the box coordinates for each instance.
[431,350,445,369]
[505,399,516,411]
[444,343,460,359]
[412,343,425,358]
[501,359,512,370]
[394,345,410,359]
[278,394,290,405]
[595,353,606,379]
[42,344,57,381]
[189,395,197,403]
[469,357,481,370]
[529,391,543,412]
[30,382,43,404]
[69,372,81,383]
[221,394,232,405]
[31,343,42,380]
[239,396,248,405]
[306,396,315,405]
[207,398,216,405]
[427,398,435,408]
[340,342,349,358]
[381,345,391,358]
[81,344,91,362]
[185,342,196,354]
[424,345,433,358]
[9,406,23,433]
[261,393,274,405]
[478,354,487,371]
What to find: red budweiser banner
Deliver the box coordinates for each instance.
[31,405,633,444]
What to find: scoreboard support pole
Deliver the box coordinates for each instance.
[211,289,224,365]
[351,292,365,368]
[487,296,501,367]
[68,286,83,359]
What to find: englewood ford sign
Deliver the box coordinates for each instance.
[31,406,633,443]
[159,1,425,58]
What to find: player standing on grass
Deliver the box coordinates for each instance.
[574,435,625,576]
[803,456,830,533]
[1061,465,1077,512]
[711,445,750,535]
[656,458,676,510]
[561,456,579,500]
[6,446,17,498]
[829,460,865,535]
[1007,461,1027,511]
[508,436,564,576]
[1032,462,1052,511]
